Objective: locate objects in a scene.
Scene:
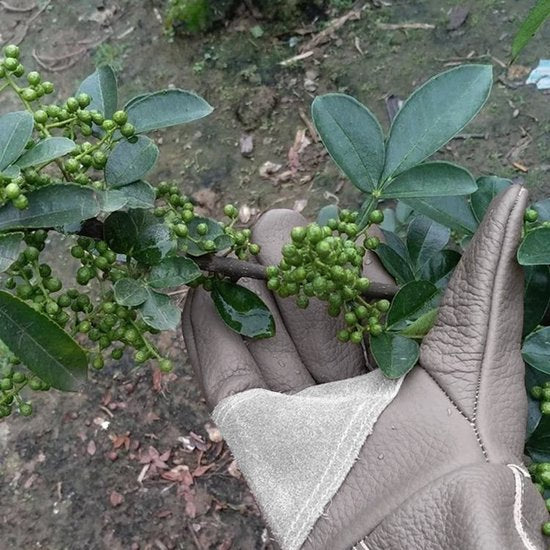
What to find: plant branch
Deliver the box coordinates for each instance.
[195,255,267,280]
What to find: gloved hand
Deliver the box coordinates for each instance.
[182,185,548,550]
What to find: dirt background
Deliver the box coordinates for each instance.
[0,1,548,549]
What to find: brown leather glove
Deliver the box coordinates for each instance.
[182,185,548,550]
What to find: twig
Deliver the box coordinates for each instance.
[279,51,314,66]
[195,255,267,280]
[0,1,36,12]
[300,2,365,52]
[453,133,488,140]
[298,109,319,142]
[377,22,435,30]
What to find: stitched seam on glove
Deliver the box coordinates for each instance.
[507,464,543,550]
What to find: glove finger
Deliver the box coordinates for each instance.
[253,209,367,383]
[239,277,316,393]
[420,185,528,462]
[182,287,267,410]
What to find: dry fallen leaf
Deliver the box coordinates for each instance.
[109,491,124,507]
[259,161,282,178]
[87,440,97,456]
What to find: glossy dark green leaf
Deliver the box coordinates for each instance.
[16,137,76,169]
[526,365,550,439]
[387,280,438,328]
[0,232,23,272]
[148,257,201,288]
[374,243,415,285]
[406,216,450,273]
[77,65,118,118]
[181,216,232,256]
[104,209,174,266]
[400,308,438,339]
[0,290,87,391]
[382,65,492,179]
[211,279,275,339]
[311,94,385,192]
[105,136,159,187]
[403,195,478,234]
[0,184,101,231]
[512,0,550,60]
[317,204,339,226]
[126,89,213,134]
[0,111,34,171]
[113,278,149,307]
[518,227,550,266]
[370,332,419,378]
[419,249,461,286]
[526,414,550,461]
[0,165,20,179]
[470,176,511,223]
[100,180,156,212]
[138,289,180,331]
[382,162,477,199]
[523,265,550,335]
[523,327,550,375]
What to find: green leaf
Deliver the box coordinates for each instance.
[0,232,23,272]
[381,162,477,198]
[470,176,511,223]
[0,290,87,391]
[0,184,101,231]
[100,180,156,212]
[400,308,438,339]
[77,65,118,118]
[181,216,232,256]
[387,280,438,328]
[523,327,550,375]
[527,414,550,461]
[16,137,77,169]
[382,65,493,179]
[211,279,275,339]
[406,216,450,273]
[113,278,149,307]
[512,0,550,60]
[518,227,550,266]
[317,204,339,226]
[523,265,550,335]
[419,249,461,286]
[139,289,180,331]
[403,195,478,234]
[104,209,174,266]
[105,136,159,187]
[533,198,550,222]
[311,94,385,192]
[0,111,34,171]
[374,243,415,285]
[370,333,419,378]
[126,89,213,134]
[1,165,20,179]
[148,256,201,288]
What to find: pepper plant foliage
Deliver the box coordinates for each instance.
[0,47,549,476]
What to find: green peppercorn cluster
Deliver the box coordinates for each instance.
[530,383,550,416]
[154,182,196,244]
[222,204,259,259]
[527,461,550,537]
[0,43,136,205]
[264,209,388,343]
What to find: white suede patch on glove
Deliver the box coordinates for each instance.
[213,369,403,550]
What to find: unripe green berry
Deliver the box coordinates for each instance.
[77,93,91,108]
[541,402,550,415]
[159,358,173,373]
[65,158,80,173]
[34,110,48,124]
[102,119,117,131]
[542,522,550,536]
[4,44,20,59]
[376,299,391,312]
[120,123,135,138]
[344,312,357,326]
[45,277,62,292]
[66,97,79,112]
[531,386,543,400]
[0,378,13,390]
[13,64,24,77]
[5,182,20,199]
[291,226,307,242]
[113,110,128,125]
[197,223,208,236]
[19,402,33,416]
[307,224,323,244]
[524,209,538,223]
[3,57,18,71]
[12,371,26,383]
[249,243,260,255]
[27,71,41,85]
[13,194,28,209]
[369,210,384,224]
[350,331,363,344]
[370,324,383,336]
[337,330,350,342]
[223,204,237,218]
[296,295,309,309]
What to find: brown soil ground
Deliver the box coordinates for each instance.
[0,0,548,548]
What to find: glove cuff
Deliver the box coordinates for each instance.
[213,369,402,550]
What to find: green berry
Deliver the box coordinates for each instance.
[66,97,79,112]
[42,81,54,94]
[44,277,62,292]
[0,378,13,390]
[296,295,309,309]
[376,299,391,312]
[113,110,128,125]
[77,93,91,108]
[197,223,208,236]
[13,64,24,77]
[71,245,85,259]
[344,312,357,326]
[102,119,116,132]
[4,44,20,59]
[92,356,104,370]
[33,110,48,124]
[249,243,260,255]
[65,158,80,173]
[223,204,237,218]
[120,123,135,138]
[541,402,550,415]
[19,403,33,416]
[12,371,25,384]
[111,348,124,360]
[24,246,39,262]
[291,226,307,242]
[369,210,384,224]
[350,331,363,344]
[26,71,41,85]
[12,194,27,209]
[159,358,173,373]
[337,330,350,342]
[524,209,538,223]
[543,522,550,537]
[3,57,18,71]
[306,224,323,244]
[365,237,380,250]
[4,182,20,199]
[370,324,383,336]
[174,223,188,237]
[531,386,543,400]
